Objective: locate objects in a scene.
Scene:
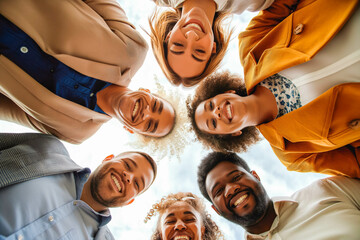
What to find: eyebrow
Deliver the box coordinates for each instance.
[158,101,163,114]
[211,170,239,194]
[169,50,205,62]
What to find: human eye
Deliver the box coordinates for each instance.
[145,120,152,132]
[214,187,224,197]
[212,119,217,129]
[165,219,176,224]
[173,42,183,47]
[209,101,214,110]
[233,174,243,182]
[184,217,196,223]
[124,161,131,171]
[134,180,140,191]
[195,49,205,54]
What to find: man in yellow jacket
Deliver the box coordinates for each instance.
[238,0,360,177]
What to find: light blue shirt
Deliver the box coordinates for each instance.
[0,169,113,240]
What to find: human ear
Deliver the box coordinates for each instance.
[103,154,114,163]
[212,42,216,54]
[231,130,242,136]
[123,125,134,134]
[211,205,221,215]
[251,170,260,181]
[225,90,236,94]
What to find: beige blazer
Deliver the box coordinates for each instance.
[0,0,148,144]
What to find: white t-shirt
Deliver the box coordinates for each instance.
[153,0,274,14]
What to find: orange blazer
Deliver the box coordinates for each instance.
[238,0,360,177]
[0,0,147,144]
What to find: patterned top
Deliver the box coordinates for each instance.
[258,74,302,118]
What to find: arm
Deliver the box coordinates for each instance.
[273,142,360,178]
[238,0,299,65]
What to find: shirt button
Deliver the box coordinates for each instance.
[48,215,54,222]
[74,85,79,89]
[20,46,28,54]
[90,93,94,97]
[50,68,55,73]
[349,119,360,130]
[17,235,24,240]
[73,201,77,206]
[294,23,304,35]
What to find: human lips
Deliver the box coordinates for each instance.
[172,234,192,240]
[184,20,204,33]
[222,101,233,122]
[131,98,145,123]
[110,173,124,194]
[229,191,250,209]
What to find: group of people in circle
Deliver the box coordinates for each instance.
[0,0,359,239]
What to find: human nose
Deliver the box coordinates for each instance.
[185,30,199,41]
[123,171,134,184]
[225,183,238,199]
[213,106,221,119]
[174,219,187,230]
[142,105,151,120]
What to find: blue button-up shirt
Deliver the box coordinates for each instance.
[0,168,114,240]
[0,14,110,114]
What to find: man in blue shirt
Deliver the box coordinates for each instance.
[0,133,157,240]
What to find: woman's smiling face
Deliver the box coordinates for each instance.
[167,7,216,79]
[194,93,247,135]
[160,201,205,240]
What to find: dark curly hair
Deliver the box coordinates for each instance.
[197,152,250,202]
[186,71,261,152]
[148,192,223,240]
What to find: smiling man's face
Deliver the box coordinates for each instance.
[90,152,155,207]
[205,161,270,227]
[115,90,175,137]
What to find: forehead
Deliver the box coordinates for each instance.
[205,162,244,189]
[162,202,200,220]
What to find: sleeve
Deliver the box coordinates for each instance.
[238,0,299,66]
[83,0,148,58]
[273,142,360,178]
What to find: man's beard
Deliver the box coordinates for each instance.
[223,185,268,227]
[90,168,122,208]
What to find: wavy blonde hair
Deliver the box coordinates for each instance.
[146,192,224,240]
[149,7,232,87]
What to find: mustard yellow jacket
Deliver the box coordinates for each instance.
[238,0,360,177]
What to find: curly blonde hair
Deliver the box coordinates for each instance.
[187,71,261,152]
[146,192,223,240]
[149,7,232,87]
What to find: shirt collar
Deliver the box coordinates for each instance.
[245,197,298,240]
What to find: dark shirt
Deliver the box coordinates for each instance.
[0,15,110,114]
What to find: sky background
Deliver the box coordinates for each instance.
[0,0,326,239]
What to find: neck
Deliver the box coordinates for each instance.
[97,84,129,117]
[245,200,277,234]
[182,0,216,23]
[242,86,277,127]
[80,178,108,213]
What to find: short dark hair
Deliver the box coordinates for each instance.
[187,71,261,152]
[197,152,250,202]
[118,151,157,184]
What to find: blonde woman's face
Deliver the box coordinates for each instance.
[167,7,216,79]
[160,202,205,240]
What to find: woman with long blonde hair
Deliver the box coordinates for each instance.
[149,0,274,87]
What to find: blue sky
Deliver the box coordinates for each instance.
[0,0,325,239]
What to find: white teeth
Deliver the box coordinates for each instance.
[234,194,248,207]
[111,175,122,192]
[132,101,139,118]
[174,236,189,240]
[226,104,232,119]
[186,23,202,31]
